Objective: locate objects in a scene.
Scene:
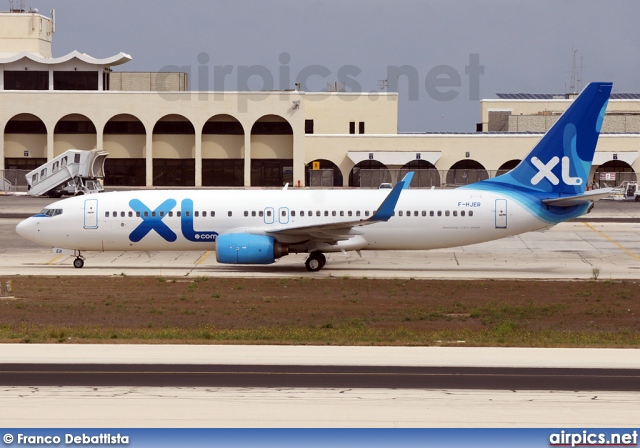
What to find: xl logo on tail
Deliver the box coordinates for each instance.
[531,156,582,186]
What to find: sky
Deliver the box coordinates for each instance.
[23,0,640,132]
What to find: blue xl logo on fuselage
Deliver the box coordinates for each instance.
[129,198,218,243]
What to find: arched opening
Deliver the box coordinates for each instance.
[595,160,636,188]
[349,160,391,187]
[54,114,97,157]
[398,159,440,188]
[305,159,343,187]
[496,159,521,177]
[3,113,47,171]
[152,114,195,186]
[103,114,146,186]
[250,115,293,187]
[446,160,489,186]
[202,114,244,187]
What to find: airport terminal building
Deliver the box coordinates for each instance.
[2,8,640,190]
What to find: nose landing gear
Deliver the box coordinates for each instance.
[73,252,85,269]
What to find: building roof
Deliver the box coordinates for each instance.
[0,50,132,67]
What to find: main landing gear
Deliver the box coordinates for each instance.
[73,252,85,269]
[305,251,326,272]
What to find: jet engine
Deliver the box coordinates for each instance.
[215,234,289,264]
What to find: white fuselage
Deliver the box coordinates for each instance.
[17,188,548,254]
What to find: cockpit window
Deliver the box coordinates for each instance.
[38,208,63,217]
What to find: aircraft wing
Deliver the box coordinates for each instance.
[225,173,413,244]
[541,188,614,207]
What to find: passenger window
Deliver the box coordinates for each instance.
[291,211,296,217]
[259,211,264,217]
[177,211,181,217]
[152,211,156,217]
[422,211,426,217]
[168,211,173,217]
[316,211,321,217]
[332,211,336,217]
[203,211,207,217]
[211,211,215,217]
[121,211,125,218]
[195,211,199,217]
[300,211,305,217]
[136,211,141,218]
[356,211,361,217]
[469,210,474,217]
[461,211,466,217]
[324,211,328,217]
[340,211,344,217]
[445,211,450,216]
[453,211,458,217]
[399,211,403,217]
[267,210,272,217]
[437,211,442,217]
[251,211,256,217]
[244,211,249,217]
[348,211,353,217]
[282,210,287,217]
[365,211,370,217]
[414,211,419,217]
[406,211,410,216]
[430,211,434,217]
[129,211,133,217]
[228,211,233,217]
[105,212,110,217]
[185,211,190,217]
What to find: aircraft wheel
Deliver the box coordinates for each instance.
[305,252,326,272]
[73,258,84,269]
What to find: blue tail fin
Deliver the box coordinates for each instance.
[480,82,612,196]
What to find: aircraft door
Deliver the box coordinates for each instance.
[264,207,275,224]
[84,198,99,229]
[495,199,507,229]
[278,207,289,224]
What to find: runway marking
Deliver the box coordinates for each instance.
[195,251,212,265]
[46,255,65,265]
[583,222,640,263]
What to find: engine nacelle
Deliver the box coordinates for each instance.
[215,234,289,265]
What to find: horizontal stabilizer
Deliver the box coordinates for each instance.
[541,188,614,207]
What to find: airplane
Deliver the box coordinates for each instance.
[16,82,613,272]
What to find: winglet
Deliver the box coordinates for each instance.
[401,171,414,190]
[369,173,412,222]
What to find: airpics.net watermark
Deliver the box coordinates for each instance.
[156,52,484,110]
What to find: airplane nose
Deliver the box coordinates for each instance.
[16,218,35,241]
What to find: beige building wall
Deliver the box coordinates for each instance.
[304,93,398,134]
[0,12,53,57]
[250,135,293,159]
[103,135,145,158]
[202,135,244,158]
[4,133,46,157]
[53,134,96,157]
